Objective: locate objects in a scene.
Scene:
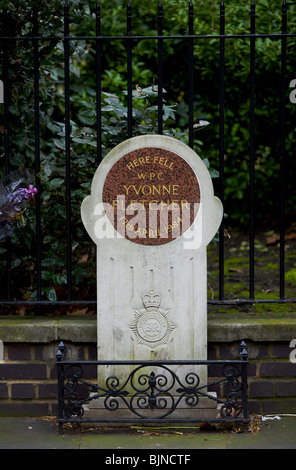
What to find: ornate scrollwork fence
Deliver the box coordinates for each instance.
[56,341,249,434]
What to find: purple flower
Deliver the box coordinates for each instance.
[0,171,38,239]
[8,186,37,206]
[7,188,32,211]
[25,185,38,199]
[0,185,38,223]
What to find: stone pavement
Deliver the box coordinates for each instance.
[0,415,295,451]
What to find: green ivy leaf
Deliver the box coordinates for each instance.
[46,288,57,302]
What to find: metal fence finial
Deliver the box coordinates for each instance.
[240,340,247,351]
[240,341,248,361]
[58,341,65,352]
[56,349,63,361]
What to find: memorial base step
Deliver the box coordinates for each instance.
[82,392,219,422]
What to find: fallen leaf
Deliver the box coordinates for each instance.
[66,308,88,316]
[266,232,296,245]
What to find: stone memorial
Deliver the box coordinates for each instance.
[81,134,223,418]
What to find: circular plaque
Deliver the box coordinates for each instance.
[137,311,168,343]
[102,147,200,245]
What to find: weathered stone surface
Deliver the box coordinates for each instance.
[1,315,295,343]
[81,135,223,389]
[0,317,97,343]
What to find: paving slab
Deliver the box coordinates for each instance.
[0,415,295,451]
[0,417,81,449]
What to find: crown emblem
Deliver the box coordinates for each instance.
[142,290,161,310]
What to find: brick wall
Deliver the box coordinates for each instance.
[1,339,296,417]
[0,341,97,416]
[0,317,296,417]
[208,340,296,415]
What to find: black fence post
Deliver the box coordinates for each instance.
[280,0,287,300]
[188,0,194,149]
[240,341,249,430]
[158,1,163,135]
[64,2,72,301]
[1,8,12,301]
[96,1,102,165]
[249,0,256,301]
[127,0,133,139]
[56,341,66,435]
[219,0,225,301]
[32,7,42,304]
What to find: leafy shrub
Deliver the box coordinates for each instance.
[1,0,295,307]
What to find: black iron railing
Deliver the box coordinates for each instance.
[56,341,249,434]
[0,1,295,310]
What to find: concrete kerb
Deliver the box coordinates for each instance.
[1,315,296,344]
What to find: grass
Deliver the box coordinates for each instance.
[207,230,296,315]
[286,268,296,285]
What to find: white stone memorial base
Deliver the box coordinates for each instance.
[82,392,218,422]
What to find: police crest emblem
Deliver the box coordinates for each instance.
[130,290,175,349]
